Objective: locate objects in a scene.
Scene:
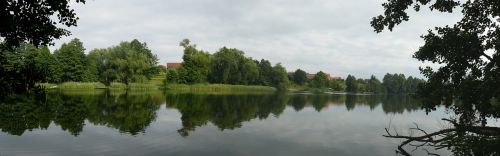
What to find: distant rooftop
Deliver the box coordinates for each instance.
[166,62,182,69]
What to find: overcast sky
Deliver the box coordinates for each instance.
[52,0,462,78]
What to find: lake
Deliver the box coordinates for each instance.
[0,91,454,156]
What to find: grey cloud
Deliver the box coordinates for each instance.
[54,0,461,79]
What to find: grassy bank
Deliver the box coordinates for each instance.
[165,84,276,93]
[38,82,276,93]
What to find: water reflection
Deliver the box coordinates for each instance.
[0,92,424,137]
[165,93,424,137]
[0,91,164,136]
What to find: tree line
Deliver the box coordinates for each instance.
[0,38,162,94]
[1,37,424,95]
[166,39,290,90]
[288,69,425,94]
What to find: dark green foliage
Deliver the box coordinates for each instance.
[53,38,92,82]
[382,73,424,94]
[209,47,259,85]
[0,44,52,94]
[256,59,274,86]
[310,71,329,89]
[293,69,308,85]
[382,73,406,94]
[0,0,86,48]
[367,75,385,94]
[345,75,357,93]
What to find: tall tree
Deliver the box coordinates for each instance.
[292,69,307,85]
[53,38,89,82]
[178,39,211,84]
[345,75,357,93]
[310,71,329,89]
[256,59,274,86]
[270,63,290,90]
[367,75,384,94]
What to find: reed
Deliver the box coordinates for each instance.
[59,82,106,90]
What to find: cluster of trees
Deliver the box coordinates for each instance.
[0,38,161,93]
[166,39,289,89]
[289,69,346,91]
[287,68,424,94]
[345,74,425,94]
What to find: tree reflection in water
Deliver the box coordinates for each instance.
[165,93,424,137]
[0,91,164,136]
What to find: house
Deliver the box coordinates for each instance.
[166,62,182,69]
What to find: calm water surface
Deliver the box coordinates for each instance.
[0,91,451,156]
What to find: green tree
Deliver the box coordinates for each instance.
[53,38,93,82]
[329,79,346,91]
[345,75,357,93]
[0,44,52,93]
[310,71,329,88]
[87,39,158,84]
[166,69,179,83]
[178,39,211,84]
[209,47,259,85]
[382,73,406,94]
[356,78,367,93]
[367,75,384,94]
[256,59,274,86]
[270,63,290,90]
[292,69,307,85]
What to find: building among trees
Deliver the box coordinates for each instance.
[166,63,182,69]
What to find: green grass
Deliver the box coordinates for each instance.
[108,82,127,90]
[59,82,106,90]
[165,84,276,93]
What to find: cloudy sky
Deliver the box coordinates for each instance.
[52,0,462,78]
